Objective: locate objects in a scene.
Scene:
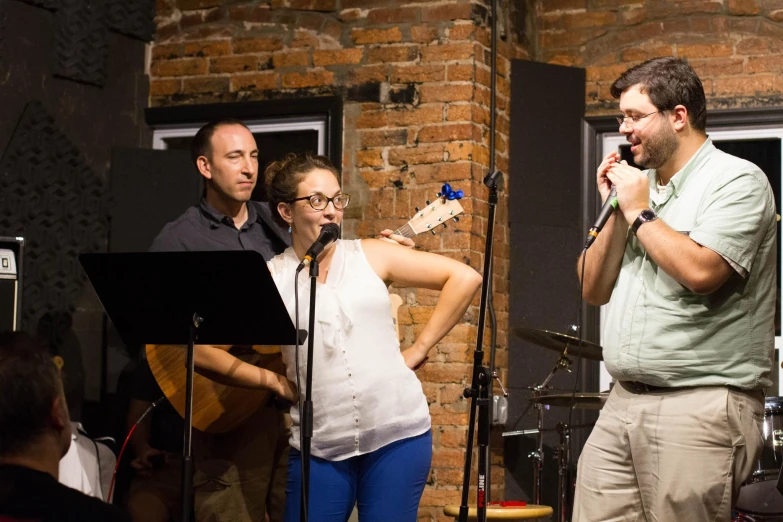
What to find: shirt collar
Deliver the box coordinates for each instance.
[648,137,715,205]
[199,198,257,229]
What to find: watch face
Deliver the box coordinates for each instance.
[641,209,656,221]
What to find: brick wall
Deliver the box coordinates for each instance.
[532,0,783,115]
[150,1,528,519]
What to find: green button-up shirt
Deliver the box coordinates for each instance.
[603,139,777,390]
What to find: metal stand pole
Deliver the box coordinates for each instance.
[556,423,571,522]
[458,172,502,522]
[181,312,203,522]
[299,259,320,522]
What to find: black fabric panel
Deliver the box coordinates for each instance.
[109,148,199,253]
[509,60,585,228]
[505,59,587,510]
[0,102,109,329]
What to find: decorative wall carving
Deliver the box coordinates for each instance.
[105,0,155,42]
[15,0,156,87]
[54,0,108,86]
[0,101,109,329]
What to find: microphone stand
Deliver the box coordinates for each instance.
[458,0,501,519]
[300,258,319,522]
[458,169,502,522]
[181,312,203,522]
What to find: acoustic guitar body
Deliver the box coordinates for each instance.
[146,344,284,434]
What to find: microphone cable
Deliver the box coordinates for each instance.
[568,249,588,458]
[107,395,166,503]
[293,269,307,522]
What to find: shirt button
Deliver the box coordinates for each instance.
[353,395,356,399]
[348,373,351,377]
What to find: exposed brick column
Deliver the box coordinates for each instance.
[150,0,529,519]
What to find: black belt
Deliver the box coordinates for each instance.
[621,381,755,395]
[621,381,681,393]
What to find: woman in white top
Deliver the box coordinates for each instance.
[195,153,481,522]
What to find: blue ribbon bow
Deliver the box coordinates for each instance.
[440,183,464,201]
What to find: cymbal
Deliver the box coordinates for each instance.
[531,393,608,410]
[510,327,603,360]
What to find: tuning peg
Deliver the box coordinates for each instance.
[431,230,436,235]
[436,192,442,197]
[453,216,459,222]
[426,200,431,205]
[442,223,447,229]
[415,207,420,212]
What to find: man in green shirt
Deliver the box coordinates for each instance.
[575,57,776,521]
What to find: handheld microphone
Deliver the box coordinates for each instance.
[296,223,340,272]
[584,186,618,250]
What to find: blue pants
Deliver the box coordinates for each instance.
[283,431,432,522]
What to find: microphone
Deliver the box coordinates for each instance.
[296,223,340,272]
[584,186,618,250]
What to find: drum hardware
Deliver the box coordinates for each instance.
[527,349,572,507]
[555,423,571,522]
[507,327,606,522]
[736,397,783,519]
[530,393,609,411]
[733,514,783,521]
[502,423,595,438]
[773,430,783,448]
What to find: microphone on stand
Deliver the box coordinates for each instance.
[296,223,340,273]
[583,186,618,250]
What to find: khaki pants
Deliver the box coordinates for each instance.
[128,403,290,522]
[573,382,764,522]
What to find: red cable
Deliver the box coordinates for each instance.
[107,397,165,503]
[107,423,137,502]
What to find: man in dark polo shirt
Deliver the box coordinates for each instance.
[125,119,410,522]
[125,119,291,522]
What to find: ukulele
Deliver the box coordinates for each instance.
[146,184,465,433]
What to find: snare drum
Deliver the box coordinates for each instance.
[735,397,783,518]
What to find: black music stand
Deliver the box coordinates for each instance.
[80,251,305,522]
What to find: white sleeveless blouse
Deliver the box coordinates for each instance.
[267,239,431,461]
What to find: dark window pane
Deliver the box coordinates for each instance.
[713,139,781,337]
[162,136,194,151]
[255,130,319,202]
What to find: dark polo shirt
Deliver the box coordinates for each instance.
[133,199,290,451]
[0,464,131,522]
[149,199,290,260]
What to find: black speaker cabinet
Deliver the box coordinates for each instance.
[0,237,23,331]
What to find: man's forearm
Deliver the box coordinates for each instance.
[579,212,628,306]
[634,219,733,294]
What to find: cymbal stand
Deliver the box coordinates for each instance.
[555,423,571,522]
[529,350,571,504]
